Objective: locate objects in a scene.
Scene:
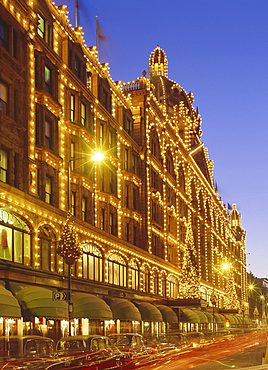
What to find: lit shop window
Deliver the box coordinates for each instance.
[82,243,103,282]
[129,260,139,290]
[0,149,8,183]
[0,82,8,114]
[108,253,126,287]
[38,225,57,272]
[0,210,31,266]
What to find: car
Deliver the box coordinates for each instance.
[56,335,113,355]
[186,332,206,347]
[0,335,55,370]
[108,333,146,350]
[56,335,122,369]
[0,335,55,361]
[144,334,177,353]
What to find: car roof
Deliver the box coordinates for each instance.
[58,335,108,341]
[0,335,53,341]
[108,333,142,337]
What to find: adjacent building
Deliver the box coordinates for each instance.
[0,0,247,340]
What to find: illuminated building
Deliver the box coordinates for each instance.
[0,0,247,339]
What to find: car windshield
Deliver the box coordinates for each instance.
[57,339,85,352]
[109,335,130,348]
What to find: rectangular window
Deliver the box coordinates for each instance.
[14,153,19,188]
[109,213,113,234]
[125,185,129,208]
[0,82,8,113]
[74,56,81,79]
[0,149,8,183]
[71,192,76,216]
[14,89,18,121]
[99,123,104,146]
[0,16,9,50]
[124,149,128,170]
[45,66,52,94]
[71,94,75,122]
[126,223,130,242]
[70,141,75,170]
[13,29,18,59]
[45,119,52,149]
[101,209,105,230]
[37,14,45,39]
[81,102,86,126]
[133,225,137,246]
[45,176,52,204]
[82,197,87,221]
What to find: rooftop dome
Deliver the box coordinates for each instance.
[149,45,168,79]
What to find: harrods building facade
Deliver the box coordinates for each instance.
[0,0,247,340]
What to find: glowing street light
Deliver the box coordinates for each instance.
[221,263,230,270]
[91,151,105,162]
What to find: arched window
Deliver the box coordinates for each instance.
[166,149,176,180]
[150,129,162,164]
[38,225,57,272]
[108,253,127,287]
[141,265,150,293]
[201,287,207,301]
[167,276,178,298]
[82,243,103,282]
[161,274,167,296]
[206,200,211,224]
[0,210,31,266]
[199,192,205,219]
[129,260,139,290]
[179,166,185,191]
[152,270,159,295]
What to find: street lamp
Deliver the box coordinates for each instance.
[58,151,105,336]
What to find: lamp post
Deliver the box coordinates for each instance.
[210,293,216,335]
[241,302,246,334]
[58,151,105,336]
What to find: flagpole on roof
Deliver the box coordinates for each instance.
[95,15,99,58]
[75,0,78,27]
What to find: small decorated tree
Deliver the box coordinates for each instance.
[224,270,239,310]
[180,224,200,299]
[57,213,81,265]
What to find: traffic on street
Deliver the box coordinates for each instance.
[0,330,267,369]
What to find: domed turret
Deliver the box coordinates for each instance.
[149,45,168,79]
[229,203,241,227]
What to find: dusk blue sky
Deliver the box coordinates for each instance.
[54,0,268,278]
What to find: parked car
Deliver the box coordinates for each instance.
[145,334,184,353]
[0,335,55,370]
[56,335,113,355]
[56,335,122,369]
[108,333,146,350]
[0,335,55,361]
[186,332,205,347]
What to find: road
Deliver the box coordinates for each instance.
[196,342,267,369]
[141,332,268,370]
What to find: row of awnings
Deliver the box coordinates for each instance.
[0,283,248,325]
[0,283,178,323]
[179,308,249,325]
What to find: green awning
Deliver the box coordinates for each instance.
[203,311,213,323]
[156,305,178,324]
[0,284,21,318]
[14,285,68,319]
[133,301,163,322]
[179,309,200,323]
[107,298,141,321]
[223,314,237,324]
[73,293,113,320]
[214,313,225,324]
[192,310,209,324]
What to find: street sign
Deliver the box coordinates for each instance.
[52,291,67,301]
